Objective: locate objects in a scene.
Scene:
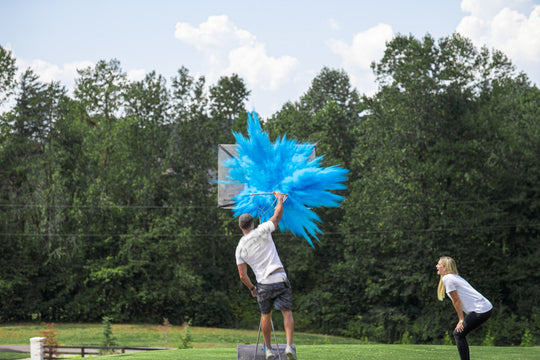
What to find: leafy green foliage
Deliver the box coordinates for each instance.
[339,33,539,344]
[100,316,119,354]
[0,46,17,103]
[521,329,534,347]
[177,319,193,349]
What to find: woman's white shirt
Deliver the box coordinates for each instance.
[443,274,493,314]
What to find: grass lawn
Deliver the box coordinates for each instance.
[0,354,29,360]
[0,322,359,347]
[0,323,538,360]
[97,344,539,360]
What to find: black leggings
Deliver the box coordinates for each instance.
[453,309,492,360]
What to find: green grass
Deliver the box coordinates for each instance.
[0,322,359,347]
[0,323,538,360]
[0,354,29,360]
[97,344,539,360]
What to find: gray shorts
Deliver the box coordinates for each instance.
[257,281,293,314]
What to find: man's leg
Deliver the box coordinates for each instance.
[261,311,273,348]
[281,309,294,346]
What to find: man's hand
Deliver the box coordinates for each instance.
[270,192,286,227]
[274,191,287,202]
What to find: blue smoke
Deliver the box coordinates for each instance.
[223,112,349,246]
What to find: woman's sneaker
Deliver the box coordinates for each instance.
[285,344,297,359]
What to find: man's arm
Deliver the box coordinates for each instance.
[237,263,257,297]
[269,191,286,228]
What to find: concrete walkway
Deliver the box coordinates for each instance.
[0,344,170,355]
[0,344,29,353]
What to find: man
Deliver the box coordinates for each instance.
[236,191,297,360]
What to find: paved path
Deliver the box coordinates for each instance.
[0,344,29,353]
[0,344,169,355]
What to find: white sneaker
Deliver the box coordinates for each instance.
[265,346,275,359]
[286,344,297,360]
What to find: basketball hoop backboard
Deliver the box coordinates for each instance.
[217,144,316,209]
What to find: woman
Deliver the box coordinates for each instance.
[436,256,493,360]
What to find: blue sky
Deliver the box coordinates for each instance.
[1,0,539,118]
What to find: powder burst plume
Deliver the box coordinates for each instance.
[222,112,349,246]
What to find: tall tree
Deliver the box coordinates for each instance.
[0,46,17,106]
[75,59,127,125]
[0,68,75,321]
[209,73,250,142]
[341,33,539,344]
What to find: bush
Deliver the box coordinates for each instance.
[178,319,193,349]
[40,323,59,360]
[442,331,453,346]
[520,329,534,347]
[482,329,495,346]
[401,330,412,344]
[487,306,526,345]
[100,316,119,355]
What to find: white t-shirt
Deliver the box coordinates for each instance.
[443,274,493,314]
[235,221,284,283]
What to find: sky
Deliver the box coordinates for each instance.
[1,0,539,118]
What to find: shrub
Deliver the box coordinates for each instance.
[100,316,119,355]
[442,331,453,345]
[401,330,412,344]
[490,309,525,345]
[482,329,495,346]
[40,323,59,360]
[520,329,534,347]
[178,319,193,349]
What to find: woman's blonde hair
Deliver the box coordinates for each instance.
[437,256,458,301]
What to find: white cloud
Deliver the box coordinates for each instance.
[226,44,298,91]
[328,23,394,70]
[457,0,540,63]
[21,59,63,82]
[175,15,255,51]
[127,68,147,82]
[16,57,94,89]
[327,23,394,95]
[461,0,509,19]
[174,15,299,92]
[460,0,533,18]
[15,56,148,92]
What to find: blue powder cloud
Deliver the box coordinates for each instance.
[223,112,349,246]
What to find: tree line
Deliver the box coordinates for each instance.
[0,33,538,346]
